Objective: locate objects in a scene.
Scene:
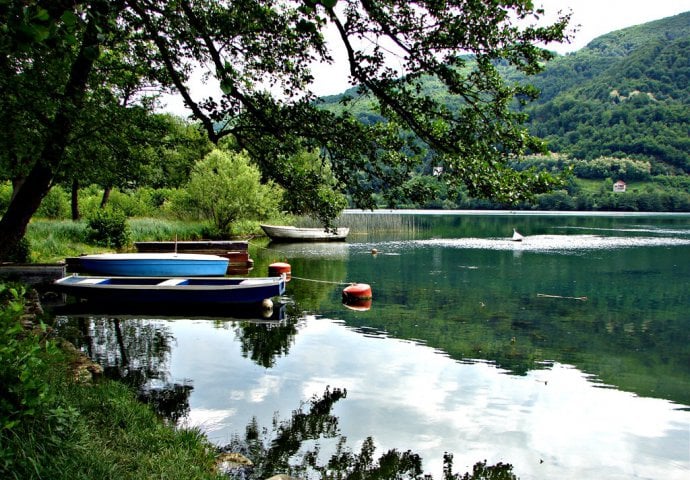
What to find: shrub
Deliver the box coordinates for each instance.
[86,208,131,249]
[3,237,31,263]
[185,149,283,235]
[36,185,70,219]
[0,182,12,215]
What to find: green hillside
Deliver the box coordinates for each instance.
[523,11,690,173]
[319,12,690,175]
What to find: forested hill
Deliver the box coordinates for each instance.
[522,11,690,173]
[319,12,690,175]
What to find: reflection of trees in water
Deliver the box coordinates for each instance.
[55,315,193,424]
[138,382,193,425]
[235,318,298,368]
[220,387,516,480]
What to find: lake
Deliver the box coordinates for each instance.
[54,211,690,479]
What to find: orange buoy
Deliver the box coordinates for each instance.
[342,283,372,302]
[268,262,291,281]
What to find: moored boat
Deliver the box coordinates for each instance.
[66,253,229,277]
[54,274,286,305]
[260,224,349,242]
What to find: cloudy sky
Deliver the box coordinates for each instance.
[543,0,690,53]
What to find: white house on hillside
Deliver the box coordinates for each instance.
[613,180,627,192]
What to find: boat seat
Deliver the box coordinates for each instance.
[78,278,107,285]
[157,278,186,286]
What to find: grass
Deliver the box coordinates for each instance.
[2,378,224,480]
[25,218,216,263]
[0,286,224,480]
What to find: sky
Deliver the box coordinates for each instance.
[161,0,690,114]
[541,0,690,53]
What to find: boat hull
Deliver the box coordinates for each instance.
[54,275,285,305]
[260,224,349,242]
[69,253,230,276]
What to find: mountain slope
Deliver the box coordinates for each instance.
[522,11,690,172]
[317,12,690,174]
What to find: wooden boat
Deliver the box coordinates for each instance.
[134,240,253,275]
[134,240,249,254]
[511,229,524,242]
[54,274,286,305]
[66,253,229,277]
[260,224,349,242]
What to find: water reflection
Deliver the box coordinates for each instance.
[52,213,690,479]
[54,314,690,479]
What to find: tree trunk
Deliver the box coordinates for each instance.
[10,176,25,203]
[71,178,80,221]
[100,186,112,209]
[0,1,114,260]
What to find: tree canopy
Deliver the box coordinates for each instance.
[0,0,571,259]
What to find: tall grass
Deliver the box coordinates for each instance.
[128,218,208,241]
[25,220,104,262]
[338,212,420,234]
[25,218,212,262]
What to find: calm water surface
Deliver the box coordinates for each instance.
[55,212,690,479]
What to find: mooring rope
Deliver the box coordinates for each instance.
[290,275,353,286]
[247,240,358,286]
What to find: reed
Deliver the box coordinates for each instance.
[339,211,420,234]
[127,217,208,241]
[25,220,104,262]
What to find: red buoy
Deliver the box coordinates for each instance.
[268,262,291,281]
[342,283,372,302]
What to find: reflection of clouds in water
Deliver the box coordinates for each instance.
[416,235,690,253]
[181,407,236,433]
[163,316,690,480]
[289,319,690,480]
[248,375,283,403]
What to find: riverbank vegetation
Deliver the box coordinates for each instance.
[0,284,225,479]
[1,285,519,479]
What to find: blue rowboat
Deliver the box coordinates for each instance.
[54,274,286,305]
[69,253,230,277]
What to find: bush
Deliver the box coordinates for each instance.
[86,208,132,249]
[0,284,78,475]
[36,186,70,219]
[4,237,30,263]
[185,149,283,235]
[0,182,12,216]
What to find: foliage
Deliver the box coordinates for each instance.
[86,207,132,250]
[0,283,78,475]
[36,185,70,219]
[0,0,571,260]
[521,12,690,173]
[275,149,348,228]
[0,285,228,479]
[3,237,30,263]
[183,149,283,235]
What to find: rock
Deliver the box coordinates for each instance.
[215,452,254,475]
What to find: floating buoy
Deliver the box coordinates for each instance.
[268,262,291,281]
[342,283,372,303]
[261,298,274,318]
[371,248,378,255]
